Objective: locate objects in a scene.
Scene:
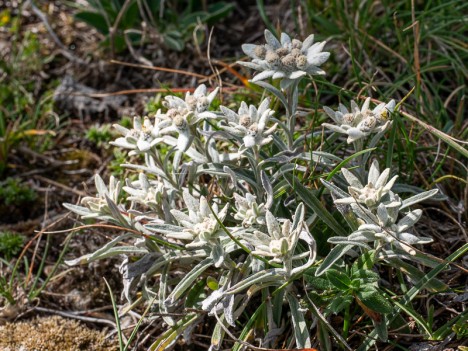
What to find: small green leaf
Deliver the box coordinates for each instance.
[328,294,353,314]
[185,279,206,308]
[326,269,351,291]
[75,12,110,34]
[356,287,393,314]
[207,276,219,291]
[352,251,376,272]
[163,31,185,51]
[352,269,379,284]
[304,269,334,291]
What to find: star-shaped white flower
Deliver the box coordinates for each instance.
[239,30,330,89]
[322,98,395,143]
[219,98,277,148]
[111,116,167,154]
[335,160,398,209]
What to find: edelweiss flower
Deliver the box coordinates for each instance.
[244,205,305,262]
[123,173,164,210]
[335,160,398,209]
[163,84,219,120]
[349,209,432,255]
[323,98,395,143]
[233,193,266,227]
[112,116,166,154]
[239,30,330,89]
[159,85,219,152]
[219,98,277,148]
[81,174,121,214]
[169,189,228,248]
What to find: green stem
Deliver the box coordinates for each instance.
[343,302,351,339]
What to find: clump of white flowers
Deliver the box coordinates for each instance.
[240,30,330,89]
[63,28,441,351]
[323,97,396,144]
[219,98,277,148]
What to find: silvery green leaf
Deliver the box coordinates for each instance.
[159,264,176,326]
[166,258,213,304]
[280,78,295,90]
[266,211,281,240]
[210,314,226,351]
[224,295,236,327]
[105,195,128,226]
[368,159,380,185]
[341,168,363,188]
[377,203,389,225]
[316,244,354,276]
[225,268,286,295]
[348,231,376,242]
[292,203,305,232]
[264,29,280,49]
[65,233,140,265]
[211,243,225,268]
[400,189,439,210]
[321,179,348,199]
[260,170,274,209]
[144,222,183,235]
[63,203,93,216]
[350,203,377,224]
[251,70,275,82]
[326,238,372,250]
[253,80,288,112]
[202,289,224,311]
[397,209,422,232]
[122,163,167,179]
[94,174,107,197]
[286,293,312,348]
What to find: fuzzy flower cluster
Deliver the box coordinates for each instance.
[324,160,438,256]
[220,98,277,148]
[61,27,442,350]
[239,30,330,88]
[323,97,396,143]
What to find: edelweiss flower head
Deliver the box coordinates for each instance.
[123,173,164,209]
[169,189,228,247]
[159,85,219,152]
[159,108,194,152]
[163,84,219,120]
[245,204,305,262]
[81,174,121,213]
[219,98,277,148]
[233,193,266,227]
[336,160,398,209]
[323,97,395,143]
[356,208,432,255]
[112,116,166,154]
[239,30,330,89]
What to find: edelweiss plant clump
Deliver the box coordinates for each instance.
[65,29,440,350]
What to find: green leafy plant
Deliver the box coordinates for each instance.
[74,0,234,54]
[63,27,464,350]
[0,177,37,207]
[0,231,24,261]
[0,19,57,176]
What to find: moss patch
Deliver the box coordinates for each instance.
[0,316,118,351]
